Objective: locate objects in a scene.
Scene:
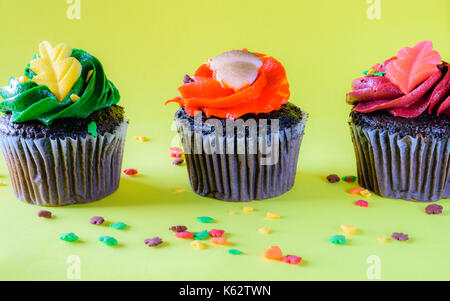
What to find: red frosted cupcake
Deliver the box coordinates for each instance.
[347,41,449,201]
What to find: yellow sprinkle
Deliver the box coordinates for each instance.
[266,212,280,219]
[367,68,377,75]
[70,94,80,102]
[134,136,149,142]
[228,210,236,215]
[173,187,185,193]
[377,236,390,243]
[16,76,29,83]
[191,240,207,250]
[340,224,357,235]
[258,227,271,234]
[360,189,372,197]
[243,206,254,213]
[0,182,6,186]
[86,70,93,83]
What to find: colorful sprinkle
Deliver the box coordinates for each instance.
[258,227,271,234]
[360,189,371,197]
[191,240,207,249]
[349,187,365,195]
[172,158,184,165]
[89,216,104,225]
[354,200,368,207]
[134,136,149,142]
[228,249,243,255]
[266,212,280,219]
[340,224,357,235]
[176,231,194,239]
[145,237,163,247]
[264,246,283,260]
[173,187,185,193]
[37,210,52,218]
[326,174,340,183]
[209,229,224,237]
[170,146,184,158]
[99,236,118,246]
[342,176,357,182]
[425,204,443,215]
[87,121,97,137]
[193,230,210,240]
[329,235,346,244]
[391,232,408,241]
[243,206,254,213]
[228,210,237,215]
[59,232,79,242]
[169,225,187,232]
[70,94,80,102]
[211,237,228,245]
[197,216,213,223]
[377,236,390,243]
[110,222,127,230]
[123,168,138,176]
[282,255,302,265]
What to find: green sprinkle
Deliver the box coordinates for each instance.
[362,70,385,77]
[98,235,118,246]
[193,230,210,240]
[329,235,346,245]
[110,222,127,230]
[342,176,357,182]
[197,216,213,223]
[59,232,79,242]
[228,249,243,255]
[87,121,98,137]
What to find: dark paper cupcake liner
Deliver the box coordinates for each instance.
[0,122,128,206]
[176,113,307,201]
[349,118,449,202]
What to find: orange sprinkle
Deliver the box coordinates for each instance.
[348,187,365,195]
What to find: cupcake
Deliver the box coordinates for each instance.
[346,41,449,202]
[0,41,127,206]
[166,49,307,201]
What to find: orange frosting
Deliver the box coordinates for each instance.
[165,52,290,119]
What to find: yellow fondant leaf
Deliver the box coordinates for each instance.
[30,41,82,101]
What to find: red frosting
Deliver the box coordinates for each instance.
[347,41,449,118]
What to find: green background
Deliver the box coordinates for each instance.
[0,0,448,280]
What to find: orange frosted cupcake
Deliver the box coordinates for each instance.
[166,50,307,201]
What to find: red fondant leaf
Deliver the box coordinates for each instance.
[386,41,441,94]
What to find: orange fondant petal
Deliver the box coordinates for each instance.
[386,41,441,94]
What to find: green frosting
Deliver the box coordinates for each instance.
[0,49,120,125]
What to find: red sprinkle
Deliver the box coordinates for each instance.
[176,231,194,239]
[123,168,138,176]
[354,200,368,207]
[209,229,225,237]
[282,255,302,265]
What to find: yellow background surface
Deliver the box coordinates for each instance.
[0,0,448,280]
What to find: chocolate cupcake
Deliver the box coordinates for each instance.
[0,41,127,206]
[166,50,307,201]
[346,41,449,201]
